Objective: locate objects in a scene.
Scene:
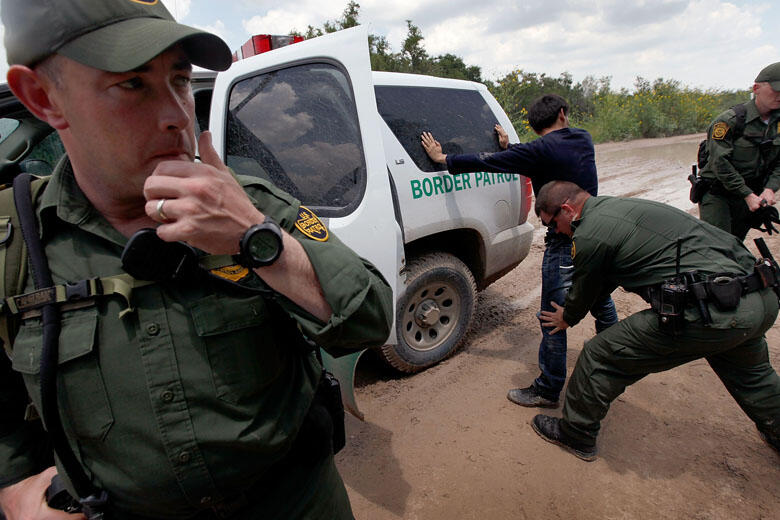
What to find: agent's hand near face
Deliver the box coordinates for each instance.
[143,131,332,321]
[143,131,262,255]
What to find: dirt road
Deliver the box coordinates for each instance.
[337,134,780,520]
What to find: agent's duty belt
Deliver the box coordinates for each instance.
[644,261,778,331]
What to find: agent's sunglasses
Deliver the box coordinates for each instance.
[542,199,568,233]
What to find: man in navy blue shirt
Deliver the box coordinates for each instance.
[421,94,618,408]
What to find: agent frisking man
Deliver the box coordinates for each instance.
[0,1,393,519]
[532,180,780,461]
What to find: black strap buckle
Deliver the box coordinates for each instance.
[80,490,109,520]
[65,278,102,301]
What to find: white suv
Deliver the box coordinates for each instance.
[210,27,533,373]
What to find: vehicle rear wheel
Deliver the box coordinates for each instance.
[380,252,476,373]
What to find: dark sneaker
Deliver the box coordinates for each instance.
[531,414,598,462]
[507,386,559,408]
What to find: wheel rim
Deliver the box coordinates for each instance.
[400,280,462,352]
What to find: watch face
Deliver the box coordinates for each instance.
[248,227,282,264]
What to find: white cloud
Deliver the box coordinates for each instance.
[389,0,777,90]
[193,19,228,45]
[241,3,345,36]
[161,0,192,20]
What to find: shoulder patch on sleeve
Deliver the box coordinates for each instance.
[712,122,729,140]
[571,241,576,259]
[295,206,329,241]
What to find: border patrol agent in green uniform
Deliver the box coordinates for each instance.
[698,61,780,240]
[532,181,780,461]
[0,1,393,519]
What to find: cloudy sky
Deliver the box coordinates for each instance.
[1,0,777,92]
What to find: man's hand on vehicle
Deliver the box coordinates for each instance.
[494,124,509,150]
[539,302,570,335]
[421,132,447,164]
[0,467,85,520]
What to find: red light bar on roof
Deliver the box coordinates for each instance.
[232,34,305,61]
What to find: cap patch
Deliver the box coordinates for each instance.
[712,122,728,140]
[295,206,329,241]
[210,264,251,282]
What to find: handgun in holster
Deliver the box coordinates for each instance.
[687,165,711,204]
[754,238,780,299]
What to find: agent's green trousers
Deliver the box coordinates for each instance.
[560,289,780,446]
[699,191,753,240]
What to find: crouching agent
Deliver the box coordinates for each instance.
[533,180,780,462]
[0,0,393,519]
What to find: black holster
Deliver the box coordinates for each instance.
[688,172,712,204]
[319,371,346,454]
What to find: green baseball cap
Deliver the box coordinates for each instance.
[2,0,232,72]
[755,61,780,91]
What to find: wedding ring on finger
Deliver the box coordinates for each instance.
[156,198,171,222]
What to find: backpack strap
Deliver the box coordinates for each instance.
[0,176,49,356]
[13,173,108,514]
[731,103,747,139]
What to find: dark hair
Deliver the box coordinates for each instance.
[535,181,586,216]
[527,94,569,133]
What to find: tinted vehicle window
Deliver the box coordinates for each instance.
[27,131,65,170]
[225,63,365,215]
[375,86,502,173]
[0,118,19,144]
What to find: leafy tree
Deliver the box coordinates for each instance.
[400,21,428,72]
[289,2,482,82]
[431,54,482,82]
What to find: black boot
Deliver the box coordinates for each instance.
[507,385,559,408]
[531,414,598,462]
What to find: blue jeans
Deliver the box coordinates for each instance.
[533,233,618,401]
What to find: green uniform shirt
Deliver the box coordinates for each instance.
[562,196,757,328]
[699,99,780,197]
[1,158,393,517]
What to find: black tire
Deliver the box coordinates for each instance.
[380,252,476,373]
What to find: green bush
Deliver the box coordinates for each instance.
[489,72,750,144]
